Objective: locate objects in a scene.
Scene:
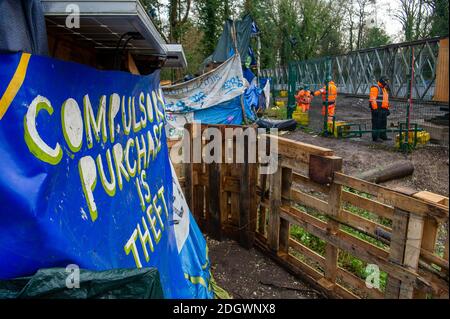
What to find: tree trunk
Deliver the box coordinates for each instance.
[356,160,414,184]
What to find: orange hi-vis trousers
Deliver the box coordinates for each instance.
[321,103,335,123]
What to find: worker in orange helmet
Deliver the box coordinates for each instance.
[369,76,391,142]
[294,84,313,112]
[314,75,337,123]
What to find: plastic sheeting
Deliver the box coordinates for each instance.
[163,54,245,112]
[0,0,48,55]
[0,267,164,299]
[204,14,256,65]
[0,52,214,299]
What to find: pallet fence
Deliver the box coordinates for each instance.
[170,123,449,299]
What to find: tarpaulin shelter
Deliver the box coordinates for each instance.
[203,14,258,66]
[0,0,49,55]
[163,14,267,138]
[163,54,259,139]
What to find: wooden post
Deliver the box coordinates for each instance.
[208,162,222,240]
[323,156,343,291]
[385,208,409,298]
[183,123,194,211]
[279,167,292,256]
[414,216,438,298]
[239,157,258,249]
[399,214,424,298]
[268,157,282,252]
[257,135,271,236]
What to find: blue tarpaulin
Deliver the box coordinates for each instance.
[0,52,214,299]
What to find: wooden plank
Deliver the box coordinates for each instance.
[239,136,257,248]
[411,191,446,298]
[309,155,342,185]
[223,175,240,193]
[287,206,390,262]
[258,168,268,236]
[290,238,325,266]
[286,255,359,299]
[339,230,389,258]
[208,162,222,240]
[342,190,394,220]
[414,191,449,206]
[289,193,392,256]
[291,189,328,213]
[385,208,409,298]
[335,173,448,222]
[262,134,334,161]
[324,156,343,290]
[290,236,383,298]
[343,209,392,238]
[279,208,421,286]
[292,172,330,194]
[268,160,282,252]
[279,156,309,173]
[337,267,385,299]
[418,268,449,298]
[279,167,292,255]
[420,249,449,271]
[183,124,194,212]
[399,214,424,299]
[434,37,449,102]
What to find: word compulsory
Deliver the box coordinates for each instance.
[23,89,166,222]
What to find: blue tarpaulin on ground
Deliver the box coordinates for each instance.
[0,52,214,299]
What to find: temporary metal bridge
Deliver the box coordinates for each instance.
[261,36,448,103]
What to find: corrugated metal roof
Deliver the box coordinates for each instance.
[41,0,168,57]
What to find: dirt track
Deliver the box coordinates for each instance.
[284,129,449,196]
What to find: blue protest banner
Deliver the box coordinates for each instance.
[0,52,213,299]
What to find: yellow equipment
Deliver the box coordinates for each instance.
[395,130,430,148]
[293,109,309,126]
[327,121,350,138]
[275,100,285,107]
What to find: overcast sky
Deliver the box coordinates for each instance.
[371,0,404,40]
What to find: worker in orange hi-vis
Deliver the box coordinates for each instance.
[294,84,313,112]
[314,75,338,123]
[369,76,391,142]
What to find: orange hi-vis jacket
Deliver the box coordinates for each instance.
[295,89,313,112]
[369,83,389,110]
[314,81,338,118]
[314,81,338,103]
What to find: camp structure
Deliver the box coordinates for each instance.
[162,14,270,140]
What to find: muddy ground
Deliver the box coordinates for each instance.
[288,96,449,195]
[208,238,324,299]
[284,129,449,196]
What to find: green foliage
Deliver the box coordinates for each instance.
[361,27,391,49]
[195,0,224,56]
[244,0,347,68]
[289,188,393,295]
[429,0,450,37]
[291,225,326,255]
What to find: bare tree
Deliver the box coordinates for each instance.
[355,0,375,49]
[169,0,191,42]
[393,0,433,41]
